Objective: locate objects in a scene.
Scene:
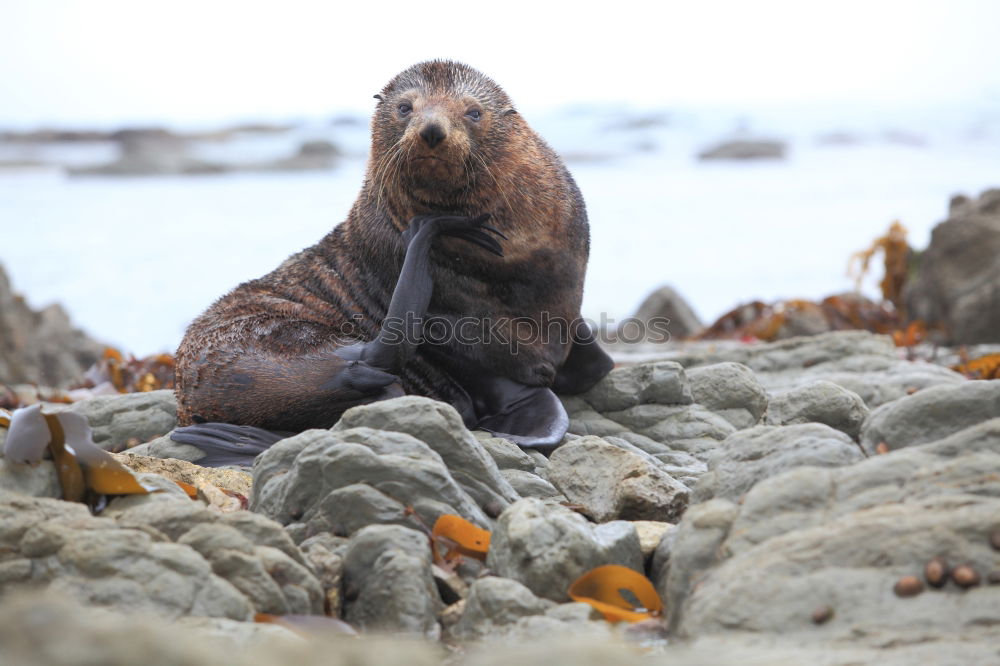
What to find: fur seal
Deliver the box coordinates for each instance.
[172,60,613,465]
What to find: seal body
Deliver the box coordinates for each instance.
[174,60,612,460]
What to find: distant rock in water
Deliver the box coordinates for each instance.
[70,127,228,177]
[0,128,114,143]
[905,188,1000,344]
[0,263,104,387]
[264,139,340,171]
[697,139,786,161]
[626,285,703,341]
[68,130,341,177]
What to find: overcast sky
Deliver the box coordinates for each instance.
[2,0,999,127]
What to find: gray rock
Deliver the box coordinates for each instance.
[605,403,735,458]
[659,498,740,629]
[178,523,322,615]
[665,418,1000,645]
[628,285,703,340]
[342,524,441,638]
[860,380,1000,453]
[486,498,643,602]
[126,432,205,462]
[765,381,869,439]
[478,435,538,472]
[582,362,693,412]
[0,263,104,387]
[693,424,863,503]
[451,576,555,641]
[566,408,630,437]
[764,360,966,408]
[680,495,1000,642]
[250,427,491,539]
[548,436,689,522]
[500,469,562,499]
[611,331,965,408]
[0,490,253,620]
[905,188,1000,344]
[333,397,518,512]
[68,390,177,451]
[0,485,324,620]
[598,435,705,485]
[686,362,768,429]
[0,459,61,498]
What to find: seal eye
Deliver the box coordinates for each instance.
[398,103,412,117]
[466,109,482,122]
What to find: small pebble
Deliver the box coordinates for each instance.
[987,571,1000,585]
[894,576,924,597]
[952,565,980,588]
[924,556,948,588]
[905,386,919,395]
[876,442,890,455]
[990,528,1000,552]
[811,605,833,624]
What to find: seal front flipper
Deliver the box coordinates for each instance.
[473,380,568,451]
[420,346,568,451]
[551,321,614,395]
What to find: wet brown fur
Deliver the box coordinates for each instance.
[175,60,591,431]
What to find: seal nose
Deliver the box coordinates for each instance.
[419,123,446,149]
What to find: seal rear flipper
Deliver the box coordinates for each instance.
[170,423,293,467]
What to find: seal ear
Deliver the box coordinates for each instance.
[374,94,384,102]
[502,108,517,116]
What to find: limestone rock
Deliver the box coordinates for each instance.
[0,490,253,620]
[0,459,62,498]
[500,469,562,499]
[693,423,863,503]
[686,362,768,429]
[126,432,205,462]
[486,498,642,602]
[860,380,1000,454]
[68,390,177,451]
[251,427,491,539]
[342,524,441,638]
[548,436,689,522]
[451,576,555,641]
[581,362,693,412]
[765,380,869,440]
[664,418,1000,646]
[333,397,518,512]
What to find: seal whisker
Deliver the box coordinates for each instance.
[473,151,514,219]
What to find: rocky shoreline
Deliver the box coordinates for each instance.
[1,329,998,665]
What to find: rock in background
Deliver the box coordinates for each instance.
[906,189,1000,344]
[0,263,104,387]
[625,285,704,341]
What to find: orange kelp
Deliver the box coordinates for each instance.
[1,405,155,508]
[568,565,664,623]
[431,514,491,563]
